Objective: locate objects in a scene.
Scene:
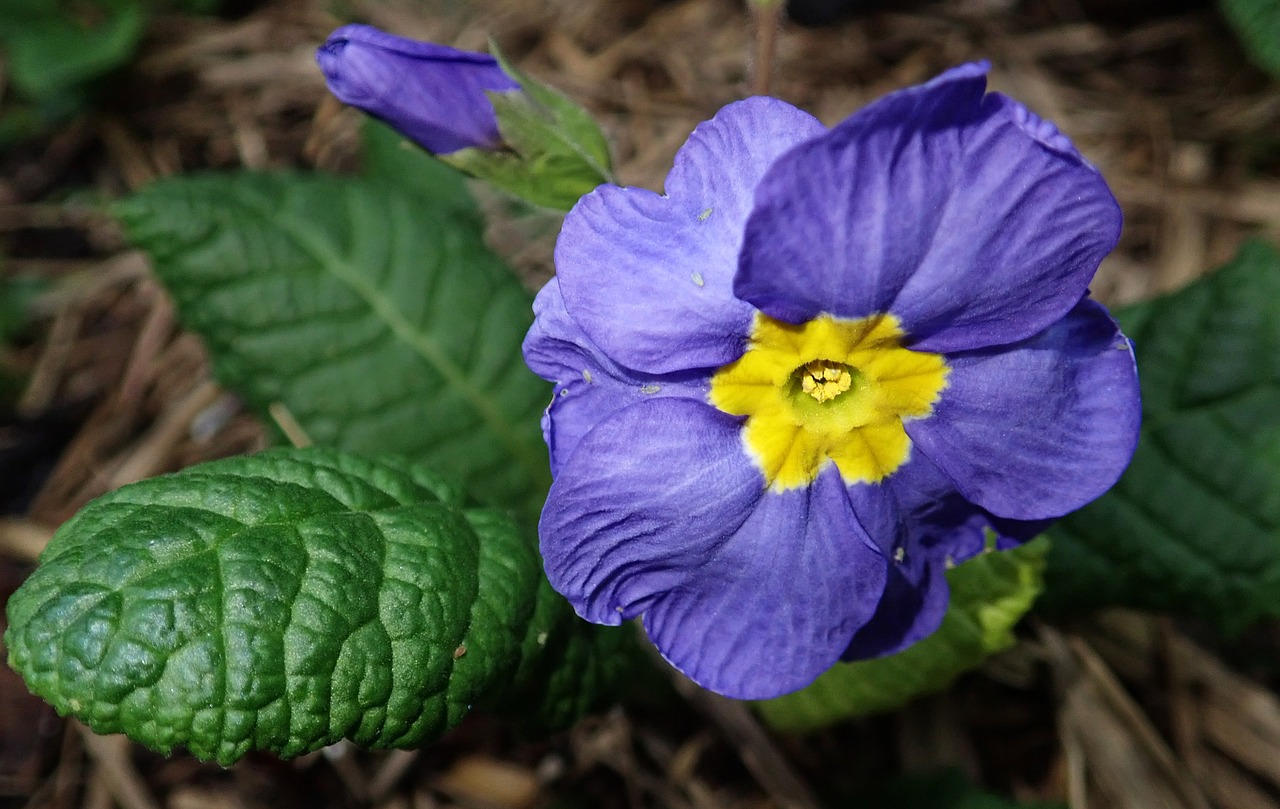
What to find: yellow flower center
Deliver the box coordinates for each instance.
[709,312,950,490]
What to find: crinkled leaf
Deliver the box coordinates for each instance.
[111,152,551,518]
[1220,0,1280,78]
[755,538,1047,730]
[1043,240,1280,632]
[3,448,628,765]
[439,43,612,210]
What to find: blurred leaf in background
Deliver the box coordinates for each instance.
[0,269,47,402]
[1044,240,1280,632]
[0,272,46,345]
[1221,0,1280,78]
[0,0,221,144]
[1,0,146,101]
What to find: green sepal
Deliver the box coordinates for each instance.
[1043,240,1280,632]
[755,537,1048,731]
[3,448,628,765]
[439,42,613,211]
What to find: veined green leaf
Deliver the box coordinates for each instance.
[3,448,628,765]
[755,538,1047,730]
[1044,240,1280,632]
[360,120,475,213]
[112,157,552,518]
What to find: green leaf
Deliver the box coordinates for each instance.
[1043,240,1280,632]
[0,1,147,100]
[439,43,613,211]
[361,120,475,213]
[755,538,1047,731]
[1220,0,1280,78]
[112,150,552,518]
[0,273,46,342]
[3,447,628,765]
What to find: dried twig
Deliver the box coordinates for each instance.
[649,643,822,809]
[106,380,223,490]
[1041,625,1211,809]
[18,309,82,417]
[748,0,784,97]
[0,518,55,562]
[369,750,421,804]
[268,402,313,448]
[76,726,162,809]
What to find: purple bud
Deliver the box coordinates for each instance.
[316,24,520,155]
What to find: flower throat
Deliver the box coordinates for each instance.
[709,313,950,490]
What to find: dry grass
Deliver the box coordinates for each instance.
[2,0,1280,807]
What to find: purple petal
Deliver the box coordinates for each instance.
[539,398,765,627]
[555,98,825,374]
[843,499,1049,656]
[523,279,710,474]
[316,25,518,155]
[838,450,1049,658]
[838,454,975,658]
[989,514,1053,551]
[539,400,888,698]
[907,298,1140,520]
[842,557,950,660]
[734,63,1121,352]
[642,469,887,698]
[842,452,956,556]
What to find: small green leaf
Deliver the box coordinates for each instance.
[755,538,1047,731]
[439,43,613,211]
[3,448,628,765]
[112,148,552,518]
[1220,0,1280,78]
[1043,240,1280,632]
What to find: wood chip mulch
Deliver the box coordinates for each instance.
[3,1,1280,807]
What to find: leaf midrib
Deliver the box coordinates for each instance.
[232,183,548,502]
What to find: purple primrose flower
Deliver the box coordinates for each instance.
[316,25,518,155]
[522,63,1141,699]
